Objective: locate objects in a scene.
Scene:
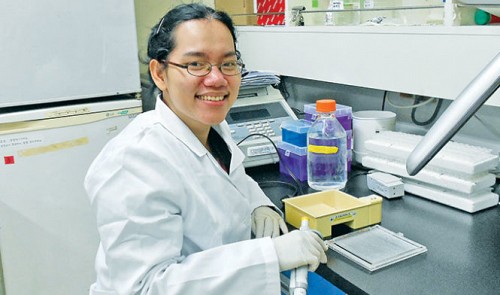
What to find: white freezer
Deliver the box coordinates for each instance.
[0,0,141,108]
[0,99,142,295]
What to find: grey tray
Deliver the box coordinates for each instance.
[326,225,427,272]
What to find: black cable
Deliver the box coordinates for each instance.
[237,133,303,196]
[347,170,370,182]
[290,107,305,118]
[258,181,299,201]
[343,170,371,195]
[276,76,290,101]
[381,90,388,111]
[411,96,443,126]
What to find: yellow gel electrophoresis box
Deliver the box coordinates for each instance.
[283,190,382,238]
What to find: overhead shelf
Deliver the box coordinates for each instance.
[236,25,500,107]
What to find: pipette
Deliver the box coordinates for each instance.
[289,217,310,295]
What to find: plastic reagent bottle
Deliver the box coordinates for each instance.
[325,0,361,25]
[307,99,347,190]
[475,9,500,25]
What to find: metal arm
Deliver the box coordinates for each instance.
[406,52,500,176]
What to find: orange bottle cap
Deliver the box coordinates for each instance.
[316,99,336,112]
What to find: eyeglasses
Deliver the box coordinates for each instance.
[164,60,245,77]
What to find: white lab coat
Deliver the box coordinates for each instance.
[84,97,281,295]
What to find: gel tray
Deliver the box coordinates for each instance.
[326,225,427,272]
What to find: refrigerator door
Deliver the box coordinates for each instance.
[0,99,142,295]
[0,0,141,108]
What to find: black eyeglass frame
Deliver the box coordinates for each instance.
[163,60,245,77]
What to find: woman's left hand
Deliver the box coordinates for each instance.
[251,206,288,238]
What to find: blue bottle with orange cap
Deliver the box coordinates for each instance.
[307,99,347,190]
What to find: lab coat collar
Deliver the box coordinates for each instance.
[154,96,245,174]
[212,121,246,174]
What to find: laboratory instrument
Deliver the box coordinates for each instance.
[283,190,382,238]
[281,271,347,295]
[307,100,347,190]
[289,217,311,295]
[226,86,297,167]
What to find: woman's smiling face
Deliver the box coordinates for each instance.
[155,18,241,134]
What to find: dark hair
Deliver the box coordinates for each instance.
[147,3,240,62]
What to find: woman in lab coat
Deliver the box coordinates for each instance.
[84,4,327,295]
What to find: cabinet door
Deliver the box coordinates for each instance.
[237,26,500,107]
[0,0,141,108]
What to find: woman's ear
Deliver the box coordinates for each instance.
[149,59,167,91]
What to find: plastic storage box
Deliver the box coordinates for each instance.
[280,119,312,147]
[346,130,352,150]
[278,141,308,181]
[304,103,352,131]
[347,149,352,172]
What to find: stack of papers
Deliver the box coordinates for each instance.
[241,70,280,88]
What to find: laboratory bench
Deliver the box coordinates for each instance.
[246,163,500,295]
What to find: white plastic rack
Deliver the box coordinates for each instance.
[362,131,499,213]
[364,131,498,176]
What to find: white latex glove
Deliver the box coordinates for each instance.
[272,230,328,272]
[251,206,288,238]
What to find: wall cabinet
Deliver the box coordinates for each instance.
[237,26,500,107]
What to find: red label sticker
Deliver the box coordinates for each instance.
[4,156,15,165]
